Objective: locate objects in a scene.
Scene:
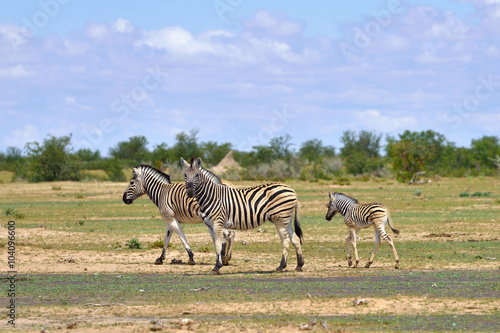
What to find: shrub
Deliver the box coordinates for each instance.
[125,238,142,249]
[3,208,25,219]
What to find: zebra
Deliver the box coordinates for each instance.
[122,164,235,265]
[181,157,304,275]
[325,192,400,269]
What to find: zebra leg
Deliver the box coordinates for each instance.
[222,230,235,266]
[366,229,381,268]
[275,221,291,272]
[345,234,353,267]
[206,222,231,266]
[211,223,225,275]
[384,233,400,269]
[349,229,360,268]
[287,218,304,271]
[170,219,195,265]
[155,223,173,265]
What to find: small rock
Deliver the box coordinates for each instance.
[181,318,193,325]
[352,299,368,306]
[66,322,77,329]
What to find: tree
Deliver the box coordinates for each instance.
[18,134,81,182]
[171,129,201,162]
[470,136,500,172]
[149,142,173,169]
[75,148,101,162]
[104,158,126,182]
[0,147,24,171]
[386,130,446,182]
[269,135,294,162]
[109,136,149,166]
[298,139,336,180]
[340,130,382,175]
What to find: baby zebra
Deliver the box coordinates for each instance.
[325,192,400,269]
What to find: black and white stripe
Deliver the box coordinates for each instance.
[122,164,235,265]
[181,157,304,274]
[326,192,400,269]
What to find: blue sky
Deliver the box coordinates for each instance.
[1,0,499,156]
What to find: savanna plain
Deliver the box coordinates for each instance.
[0,171,499,332]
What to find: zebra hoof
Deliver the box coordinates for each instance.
[154,258,164,265]
[295,266,303,272]
[211,269,220,275]
[365,262,372,268]
[394,262,399,269]
[222,256,230,266]
[347,260,353,267]
[188,260,196,265]
[275,266,284,272]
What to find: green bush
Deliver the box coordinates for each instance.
[125,238,142,249]
[18,134,81,182]
[2,208,25,219]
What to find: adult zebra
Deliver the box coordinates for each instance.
[325,192,400,269]
[122,164,235,265]
[181,157,304,275]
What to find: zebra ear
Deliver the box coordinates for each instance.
[180,157,189,169]
[195,157,202,168]
[133,167,141,177]
[328,192,333,200]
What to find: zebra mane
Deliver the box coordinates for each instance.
[135,164,171,184]
[199,166,223,185]
[333,192,359,204]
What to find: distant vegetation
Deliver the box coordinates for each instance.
[0,129,498,183]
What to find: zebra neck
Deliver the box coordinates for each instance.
[336,199,354,216]
[194,175,219,210]
[143,175,166,207]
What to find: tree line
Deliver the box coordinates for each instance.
[0,129,499,183]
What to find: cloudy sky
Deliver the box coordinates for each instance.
[1,0,499,156]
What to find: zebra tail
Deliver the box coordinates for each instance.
[294,204,304,244]
[387,214,400,235]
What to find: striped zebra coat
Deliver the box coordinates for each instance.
[122,165,235,265]
[181,157,304,275]
[326,192,400,269]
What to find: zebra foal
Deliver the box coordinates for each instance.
[122,165,235,265]
[181,157,305,275]
[325,192,400,269]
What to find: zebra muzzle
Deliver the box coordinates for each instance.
[122,193,133,205]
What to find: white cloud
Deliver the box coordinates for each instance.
[355,109,418,133]
[0,65,36,79]
[85,21,109,39]
[3,124,39,148]
[112,18,133,33]
[137,26,217,56]
[242,10,304,37]
[0,23,29,51]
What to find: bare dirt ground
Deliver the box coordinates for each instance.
[3,228,499,333]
